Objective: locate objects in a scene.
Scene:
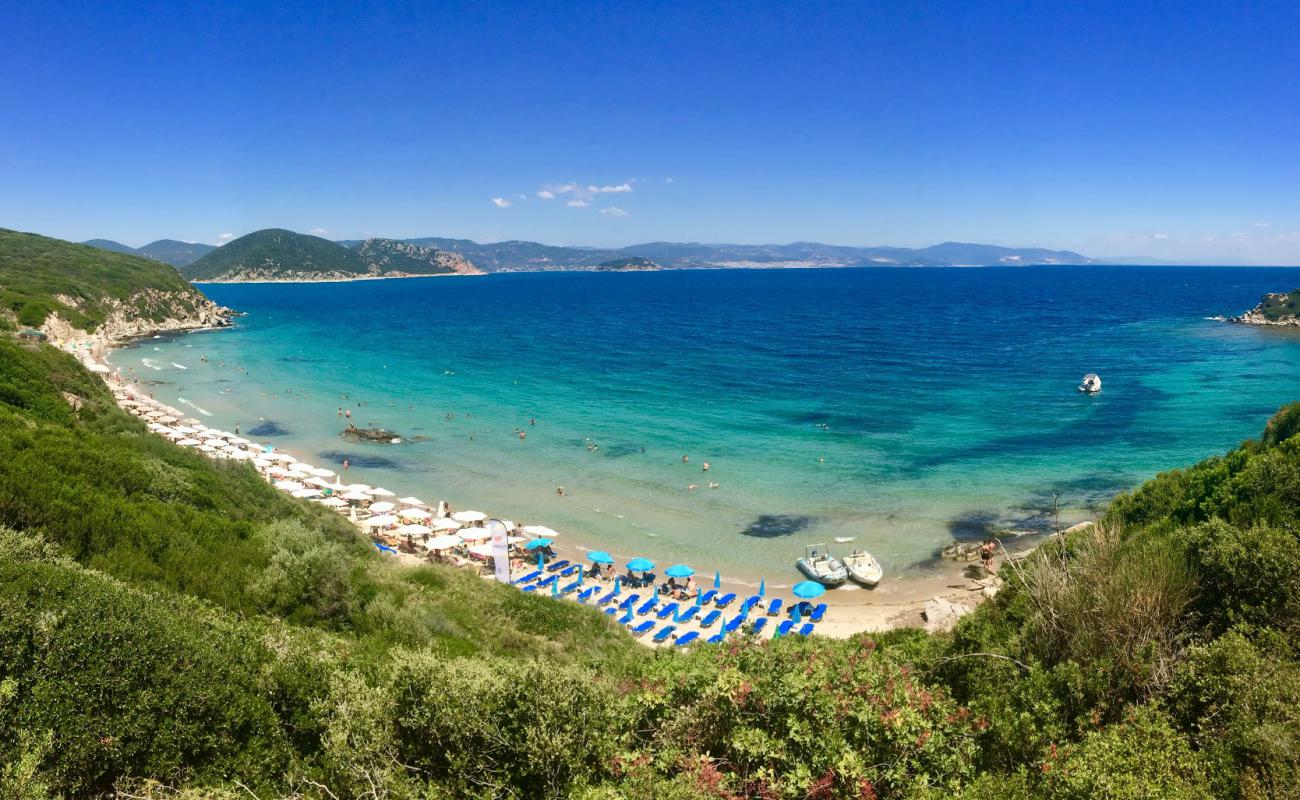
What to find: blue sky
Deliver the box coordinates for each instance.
[2,0,1298,262]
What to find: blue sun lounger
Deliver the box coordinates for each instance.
[715,592,737,608]
[699,589,717,606]
[656,602,680,620]
[675,631,700,646]
[708,631,727,644]
[559,580,581,595]
[546,559,570,573]
[576,586,597,603]
[740,596,762,614]
[522,585,538,593]
[776,620,794,637]
[597,589,618,605]
[766,598,783,617]
[603,606,617,615]
[558,565,579,578]
[618,608,634,625]
[810,603,827,623]
[618,593,640,611]
[636,599,657,616]
[534,575,557,589]
[750,617,767,635]
[723,615,745,633]
[699,610,722,628]
[630,620,655,636]
[798,623,815,636]
[653,625,676,643]
[512,570,542,585]
[677,605,699,623]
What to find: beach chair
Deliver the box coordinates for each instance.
[798,623,815,636]
[766,598,783,617]
[618,593,640,611]
[750,617,768,635]
[699,610,722,628]
[708,632,727,645]
[618,608,634,625]
[560,580,581,595]
[559,565,579,578]
[652,625,676,643]
[512,570,542,585]
[740,596,762,614]
[603,606,617,615]
[597,589,618,606]
[723,615,745,633]
[715,592,737,609]
[699,589,717,606]
[810,603,827,623]
[629,620,655,636]
[546,559,570,573]
[675,631,700,647]
[776,620,794,637]
[521,585,538,593]
[677,605,699,623]
[636,599,657,616]
[535,575,557,589]
[656,602,680,620]
[576,586,597,604]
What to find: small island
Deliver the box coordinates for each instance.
[1230,289,1300,327]
[594,256,659,271]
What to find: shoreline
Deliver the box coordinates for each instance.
[78,322,1027,640]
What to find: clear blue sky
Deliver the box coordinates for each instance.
[3,0,1298,262]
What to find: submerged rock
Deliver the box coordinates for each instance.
[342,425,402,444]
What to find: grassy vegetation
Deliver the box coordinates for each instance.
[1258,290,1300,322]
[5,320,1300,794]
[184,229,368,281]
[0,229,205,330]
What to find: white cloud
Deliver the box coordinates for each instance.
[587,183,633,194]
[664,176,675,184]
[491,197,512,208]
[600,206,628,217]
[309,227,329,236]
[565,199,590,208]
[536,189,555,199]
[217,232,234,244]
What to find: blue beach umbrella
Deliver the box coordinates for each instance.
[537,552,544,570]
[673,606,681,623]
[758,579,766,597]
[792,581,826,600]
[587,550,614,564]
[578,568,584,585]
[695,587,702,606]
[665,564,695,579]
[791,603,802,624]
[526,538,553,550]
[626,557,655,572]
[614,577,621,596]
[652,585,659,602]
[713,570,721,589]
[551,580,559,597]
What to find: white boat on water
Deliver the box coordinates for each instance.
[796,543,848,587]
[843,549,883,587]
[1078,373,1102,394]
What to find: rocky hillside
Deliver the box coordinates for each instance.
[1,228,230,345]
[1231,289,1300,326]
[184,228,370,281]
[352,238,482,276]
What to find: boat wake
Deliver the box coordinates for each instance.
[171,362,188,370]
[141,358,163,371]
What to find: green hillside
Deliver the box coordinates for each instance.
[184,229,368,281]
[80,238,137,254]
[0,228,207,331]
[1258,290,1300,322]
[137,238,216,267]
[352,237,481,275]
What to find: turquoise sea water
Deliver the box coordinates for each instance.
[119,267,1300,584]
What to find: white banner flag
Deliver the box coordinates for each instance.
[488,519,510,584]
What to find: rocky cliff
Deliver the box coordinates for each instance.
[39,288,233,349]
[1230,290,1300,327]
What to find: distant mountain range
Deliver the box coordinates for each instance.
[83,229,1098,281]
[80,238,216,267]
[181,229,480,282]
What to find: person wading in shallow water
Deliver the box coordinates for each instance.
[979,539,996,573]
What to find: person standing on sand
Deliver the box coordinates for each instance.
[980,539,996,573]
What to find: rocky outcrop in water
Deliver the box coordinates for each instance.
[342,426,403,444]
[1230,290,1300,327]
[40,289,234,349]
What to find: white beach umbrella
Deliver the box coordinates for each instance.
[507,536,527,545]
[266,465,293,477]
[227,450,252,460]
[341,491,371,502]
[344,483,372,493]
[310,467,335,478]
[467,543,495,558]
[429,518,462,531]
[398,496,426,507]
[305,476,333,488]
[369,501,397,514]
[399,507,432,521]
[203,438,227,447]
[197,444,217,453]
[452,510,487,523]
[318,497,348,508]
[424,534,461,551]
[177,438,202,446]
[457,527,491,541]
[274,480,305,491]
[292,488,322,498]
[397,523,432,536]
[86,363,110,373]
[266,452,297,463]
[522,525,560,539]
[228,436,250,445]
[174,426,197,434]
[364,514,400,528]
[368,487,396,498]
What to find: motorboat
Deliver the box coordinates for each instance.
[1078,373,1102,394]
[796,543,847,587]
[843,549,883,587]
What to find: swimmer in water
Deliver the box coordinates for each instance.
[518,431,526,440]
[687,484,698,490]
[682,454,689,463]
[556,486,565,496]
[702,461,710,471]
[708,482,719,489]
[530,418,536,426]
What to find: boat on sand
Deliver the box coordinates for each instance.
[796,543,847,587]
[843,549,883,587]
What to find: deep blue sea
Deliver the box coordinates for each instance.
[121,267,1300,584]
